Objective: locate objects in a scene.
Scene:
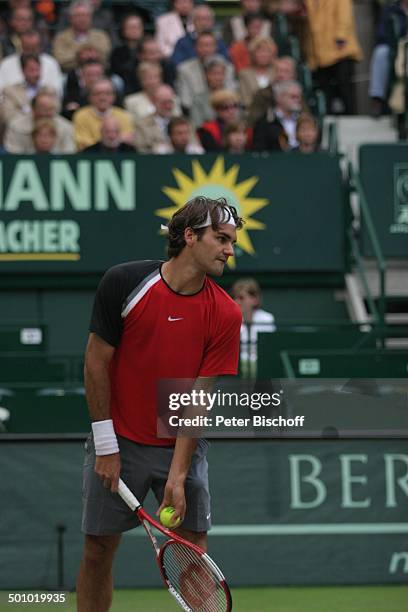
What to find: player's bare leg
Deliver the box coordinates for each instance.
[76,534,121,612]
[174,527,207,551]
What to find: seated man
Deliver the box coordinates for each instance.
[52,0,111,72]
[171,3,229,66]
[0,29,63,96]
[154,116,204,154]
[62,59,105,120]
[231,277,275,368]
[2,53,45,122]
[252,79,302,151]
[73,77,134,151]
[4,88,75,153]
[176,31,235,114]
[134,84,181,153]
[83,115,136,153]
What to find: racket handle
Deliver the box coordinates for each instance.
[118,478,140,511]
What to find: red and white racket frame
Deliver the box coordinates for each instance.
[118,478,232,612]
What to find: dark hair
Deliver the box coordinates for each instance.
[243,12,263,28]
[20,53,40,70]
[196,30,216,43]
[167,197,243,258]
[167,116,190,137]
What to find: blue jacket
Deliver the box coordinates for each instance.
[171,32,230,66]
[377,1,408,45]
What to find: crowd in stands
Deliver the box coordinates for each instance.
[0,0,401,155]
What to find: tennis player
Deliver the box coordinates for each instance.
[76,196,243,612]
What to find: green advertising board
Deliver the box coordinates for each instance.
[360,144,408,257]
[0,439,407,589]
[0,153,345,275]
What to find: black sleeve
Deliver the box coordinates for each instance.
[89,265,129,347]
[89,260,161,347]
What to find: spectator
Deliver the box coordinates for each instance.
[52,0,111,72]
[274,55,297,81]
[229,12,265,73]
[139,36,176,90]
[2,54,45,122]
[369,0,408,117]
[109,13,144,96]
[252,79,302,151]
[223,0,271,46]
[0,0,52,51]
[0,5,33,58]
[134,84,182,152]
[238,35,277,108]
[223,119,249,153]
[56,0,119,45]
[0,29,63,96]
[155,116,204,153]
[73,78,134,150]
[231,277,276,366]
[32,118,57,153]
[62,59,104,120]
[246,55,297,125]
[171,4,229,66]
[303,0,363,115]
[190,55,229,128]
[293,112,320,153]
[176,32,236,114]
[4,89,75,153]
[155,0,194,58]
[197,89,246,151]
[82,115,136,152]
[124,61,181,124]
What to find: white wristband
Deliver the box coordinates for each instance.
[92,419,119,456]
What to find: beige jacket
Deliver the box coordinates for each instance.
[52,28,111,71]
[4,113,75,153]
[238,67,275,109]
[303,0,363,70]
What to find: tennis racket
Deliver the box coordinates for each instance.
[118,478,232,612]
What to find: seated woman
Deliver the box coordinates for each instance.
[197,89,244,151]
[238,36,277,109]
[229,12,265,73]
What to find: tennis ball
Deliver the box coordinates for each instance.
[160,506,181,528]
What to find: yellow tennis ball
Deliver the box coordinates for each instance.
[160,506,181,528]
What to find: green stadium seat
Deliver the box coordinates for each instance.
[0,325,46,352]
[2,385,89,434]
[280,349,408,378]
[256,327,377,379]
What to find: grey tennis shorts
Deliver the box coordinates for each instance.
[81,434,211,535]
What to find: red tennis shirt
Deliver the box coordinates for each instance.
[90,260,242,445]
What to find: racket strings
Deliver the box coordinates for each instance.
[161,542,228,611]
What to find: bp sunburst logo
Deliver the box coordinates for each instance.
[155,156,269,267]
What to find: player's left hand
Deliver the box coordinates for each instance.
[157,480,186,525]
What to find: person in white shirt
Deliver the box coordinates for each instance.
[231,278,275,371]
[155,0,194,58]
[0,29,63,97]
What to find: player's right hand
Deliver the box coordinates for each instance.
[95,453,121,492]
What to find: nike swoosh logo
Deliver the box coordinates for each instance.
[168,316,184,322]
[206,513,211,520]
